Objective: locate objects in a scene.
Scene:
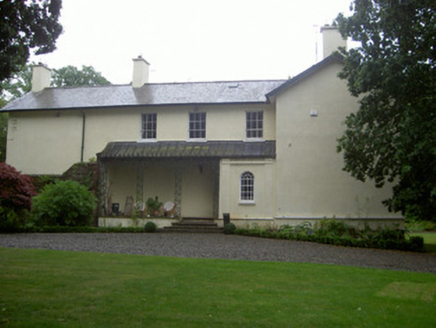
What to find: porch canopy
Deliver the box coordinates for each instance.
[97,141,275,218]
[97,141,276,160]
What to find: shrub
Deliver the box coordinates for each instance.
[315,219,348,237]
[32,175,57,193]
[14,226,147,233]
[408,236,424,252]
[62,162,98,192]
[405,219,436,232]
[32,180,97,227]
[425,221,435,231]
[0,206,21,232]
[144,221,157,233]
[0,163,36,231]
[224,223,236,234]
[234,219,424,252]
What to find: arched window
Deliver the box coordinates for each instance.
[240,171,254,201]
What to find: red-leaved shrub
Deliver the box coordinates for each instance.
[0,163,36,230]
[0,162,36,211]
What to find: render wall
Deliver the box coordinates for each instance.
[6,111,82,175]
[274,62,399,220]
[105,160,215,218]
[219,158,276,220]
[6,103,274,175]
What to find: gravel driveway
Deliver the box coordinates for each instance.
[1,233,435,274]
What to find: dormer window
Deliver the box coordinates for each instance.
[246,111,263,139]
[141,113,157,140]
[189,112,206,139]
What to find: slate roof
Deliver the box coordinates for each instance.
[98,141,276,160]
[2,80,286,112]
[267,53,344,98]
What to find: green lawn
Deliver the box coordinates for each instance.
[410,232,436,254]
[1,248,435,327]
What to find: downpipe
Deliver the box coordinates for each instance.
[81,111,86,162]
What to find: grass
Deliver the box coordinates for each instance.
[1,248,435,327]
[410,232,436,254]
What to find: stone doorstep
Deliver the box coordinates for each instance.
[163,227,224,233]
[172,222,218,227]
[182,217,216,221]
[163,217,223,233]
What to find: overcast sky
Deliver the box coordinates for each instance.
[32,0,354,84]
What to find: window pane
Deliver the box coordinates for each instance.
[189,112,206,139]
[240,171,254,201]
[141,113,157,139]
[246,111,263,139]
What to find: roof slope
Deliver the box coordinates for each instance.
[2,80,286,112]
[267,53,344,98]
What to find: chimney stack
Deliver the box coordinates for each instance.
[31,64,51,92]
[320,25,347,59]
[132,56,150,88]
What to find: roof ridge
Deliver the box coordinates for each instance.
[44,83,129,90]
[137,79,288,86]
[40,79,288,90]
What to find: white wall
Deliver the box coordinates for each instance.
[274,61,398,219]
[219,159,276,219]
[108,165,136,210]
[7,103,275,175]
[181,164,214,217]
[7,111,82,175]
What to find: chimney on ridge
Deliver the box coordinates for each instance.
[132,56,150,88]
[31,63,51,93]
[320,25,347,59]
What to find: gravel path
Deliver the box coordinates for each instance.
[1,233,435,274]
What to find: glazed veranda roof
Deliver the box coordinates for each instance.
[98,141,276,160]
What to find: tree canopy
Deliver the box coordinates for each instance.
[52,65,111,87]
[0,64,111,100]
[0,0,63,84]
[336,0,436,221]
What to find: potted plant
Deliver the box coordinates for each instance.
[146,196,163,217]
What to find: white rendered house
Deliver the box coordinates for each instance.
[2,27,401,228]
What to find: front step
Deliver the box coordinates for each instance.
[163,217,223,233]
[163,227,223,233]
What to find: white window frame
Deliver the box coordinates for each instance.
[140,113,157,142]
[246,111,264,141]
[188,112,206,141]
[240,171,255,203]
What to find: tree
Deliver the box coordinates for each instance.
[0,64,111,98]
[0,64,32,162]
[336,0,436,221]
[0,112,7,162]
[0,0,63,85]
[52,65,111,87]
[0,64,32,100]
